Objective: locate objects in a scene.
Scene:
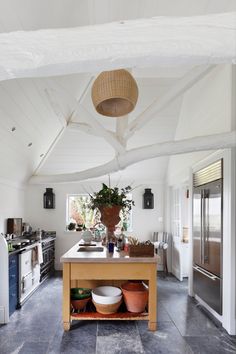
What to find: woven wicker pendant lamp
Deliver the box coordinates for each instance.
[91,69,138,117]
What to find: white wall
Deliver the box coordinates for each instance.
[25,182,164,270]
[0,180,25,233]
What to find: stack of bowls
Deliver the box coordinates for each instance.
[71,288,91,311]
[92,286,122,314]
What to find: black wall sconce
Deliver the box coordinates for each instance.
[143,188,154,209]
[43,188,55,209]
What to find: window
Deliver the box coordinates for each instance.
[67,194,100,230]
[66,194,132,232]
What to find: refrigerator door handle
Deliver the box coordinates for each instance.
[205,190,210,263]
[201,190,205,264]
[193,265,219,281]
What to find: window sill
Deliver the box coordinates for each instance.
[64,230,83,234]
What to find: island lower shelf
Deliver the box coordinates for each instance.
[71,311,149,321]
[62,254,157,331]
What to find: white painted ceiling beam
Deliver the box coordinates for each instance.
[67,121,102,137]
[33,76,93,174]
[44,89,68,127]
[116,116,128,146]
[68,121,113,138]
[0,13,235,82]
[71,105,126,154]
[44,80,126,154]
[125,65,214,139]
[29,130,236,184]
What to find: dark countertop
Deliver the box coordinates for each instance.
[8,235,56,256]
[8,241,40,256]
[8,248,22,256]
[41,236,56,243]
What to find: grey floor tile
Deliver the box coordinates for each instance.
[185,335,236,354]
[62,339,96,354]
[138,321,193,354]
[157,302,172,322]
[47,320,97,354]
[0,317,59,343]
[19,341,50,354]
[221,330,236,346]
[97,320,138,336]
[65,320,97,339]
[0,338,25,354]
[96,333,144,354]
[163,301,221,337]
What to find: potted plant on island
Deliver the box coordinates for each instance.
[89,183,134,243]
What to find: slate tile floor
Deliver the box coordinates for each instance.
[0,274,235,354]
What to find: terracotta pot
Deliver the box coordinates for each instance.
[71,297,91,311]
[99,205,121,242]
[121,282,148,313]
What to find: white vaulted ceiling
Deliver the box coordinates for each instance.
[0,0,236,32]
[0,0,235,184]
[37,76,182,181]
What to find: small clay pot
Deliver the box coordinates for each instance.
[121,282,148,313]
[71,297,91,311]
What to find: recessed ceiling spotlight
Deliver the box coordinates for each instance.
[28,142,32,147]
[40,153,44,157]
[11,127,16,132]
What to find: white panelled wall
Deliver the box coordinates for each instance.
[0,181,25,233]
[25,182,164,270]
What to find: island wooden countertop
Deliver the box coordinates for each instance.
[60,241,158,264]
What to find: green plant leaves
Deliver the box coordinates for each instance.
[89,183,135,212]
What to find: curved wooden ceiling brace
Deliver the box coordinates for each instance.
[29,130,236,184]
[0,12,235,82]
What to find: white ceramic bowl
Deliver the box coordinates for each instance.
[92,286,122,305]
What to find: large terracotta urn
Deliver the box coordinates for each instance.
[99,205,122,243]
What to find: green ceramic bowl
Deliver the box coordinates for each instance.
[71,288,91,300]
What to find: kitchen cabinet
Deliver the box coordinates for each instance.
[8,254,19,316]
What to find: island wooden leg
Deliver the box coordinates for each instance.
[63,263,71,331]
[148,264,157,331]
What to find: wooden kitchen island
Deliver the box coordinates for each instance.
[61,243,158,331]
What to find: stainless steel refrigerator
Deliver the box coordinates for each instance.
[193,159,223,315]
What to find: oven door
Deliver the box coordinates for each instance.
[20,249,32,275]
[19,249,40,304]
[21,271,33,301]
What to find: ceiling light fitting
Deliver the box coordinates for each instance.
[91,69,138,117]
